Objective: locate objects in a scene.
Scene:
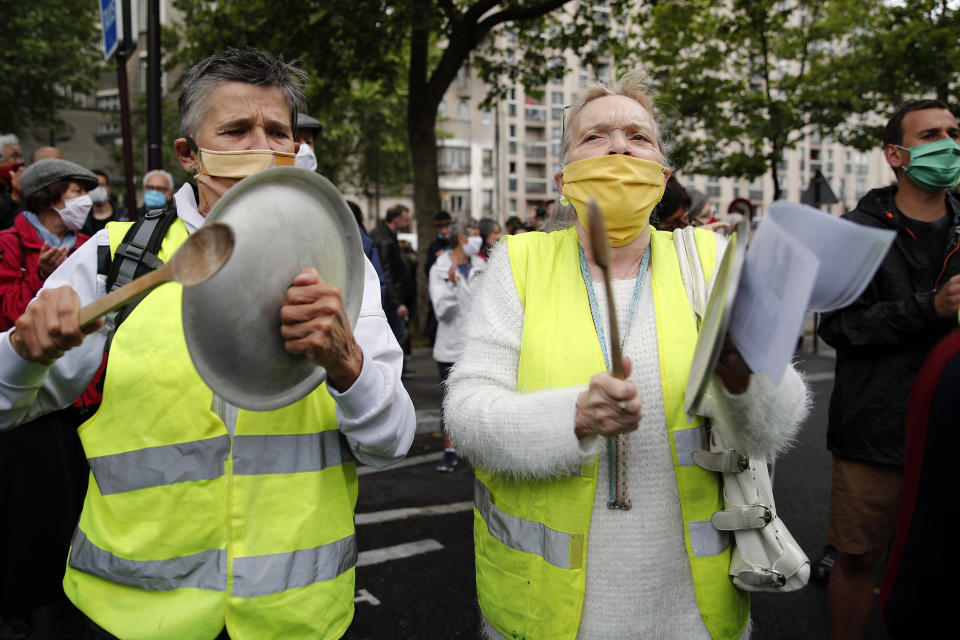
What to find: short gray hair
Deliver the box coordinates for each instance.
[560,69,669,169]
[143,169,174,189]
[0,133,20,155]
[446,219,468,244]
[178,48,306,139]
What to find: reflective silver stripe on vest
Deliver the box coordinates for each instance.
[688,520,730,557]
[673,425,707,467]
[69,527,226,592]
[233,431,351,476]
[474,479,572,570]
[232,534,357,598]
[88,435,231,495]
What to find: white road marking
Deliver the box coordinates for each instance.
[354,589,381,606]
[357,539,444,567]
[357,451,444,476]
[355,501,474,525]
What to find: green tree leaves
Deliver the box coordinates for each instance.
[0,0,104,136]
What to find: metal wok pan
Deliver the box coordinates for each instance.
[182,167,365,411]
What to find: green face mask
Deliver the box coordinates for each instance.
[896,137,960,192]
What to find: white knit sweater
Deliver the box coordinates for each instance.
[444,238,809,639]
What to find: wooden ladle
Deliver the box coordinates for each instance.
[78,223,235,328]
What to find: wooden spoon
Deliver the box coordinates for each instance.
[587,198,633,510]
[78,223,235,328]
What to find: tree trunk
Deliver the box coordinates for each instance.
[407,4,442,340]
[408,109,442,338]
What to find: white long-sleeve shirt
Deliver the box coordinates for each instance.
[0,184,415,468]
[428,250,487,363]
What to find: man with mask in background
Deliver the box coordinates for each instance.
[294,112,323,172]
[82,169,127,235]
[818,99,960,640]
[137,169,174,219]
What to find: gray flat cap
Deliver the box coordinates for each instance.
[20,158,98,198]
[295,113,323,133]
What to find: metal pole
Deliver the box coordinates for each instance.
[117,49,139,218]
[146,0,162,170]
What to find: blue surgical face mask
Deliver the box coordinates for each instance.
[143,190,167,208]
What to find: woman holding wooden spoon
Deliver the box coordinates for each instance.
[445,70,809,640]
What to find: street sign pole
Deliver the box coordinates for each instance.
[146,0,162,171]
[117,46,138,219]
[101,0,140,219]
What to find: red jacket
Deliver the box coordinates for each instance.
[0,213,102,409]
[0,213,90,329]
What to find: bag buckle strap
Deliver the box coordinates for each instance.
[692,448,750,473]
[711,504,772,531]
[734,567,787,588]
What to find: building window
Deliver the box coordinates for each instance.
[483,189,493,213]
[458,100,470,121]
[438,101,447,118]
[438,146,470,173]
[707,176,721,197]
[446,192,469,213]
[481,108,490,125]
[510,199,517,213]
[482,149,493,176]
[97,92,120,111]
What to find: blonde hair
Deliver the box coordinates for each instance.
[560,69,668,167]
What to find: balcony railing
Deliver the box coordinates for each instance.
[525,178,549,194]
[525,142,547,158]
[525,106,547,124]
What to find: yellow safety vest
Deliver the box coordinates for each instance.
[473,225,748,640]
[62,219,358,640]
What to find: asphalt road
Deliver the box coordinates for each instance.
[343,346,887,639]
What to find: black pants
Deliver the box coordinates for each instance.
[0,408,89,619]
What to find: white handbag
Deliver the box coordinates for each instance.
[674,227,810,593]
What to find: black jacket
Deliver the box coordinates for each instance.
[818,185,960,466]
[369,221,405,311]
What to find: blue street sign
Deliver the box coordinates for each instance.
[100,0,120,60]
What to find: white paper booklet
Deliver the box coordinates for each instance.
[729,201,895,384]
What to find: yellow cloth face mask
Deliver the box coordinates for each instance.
[197,148,296,178]
[562,154,667,247]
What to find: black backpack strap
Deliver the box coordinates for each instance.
[100,206,179,338]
